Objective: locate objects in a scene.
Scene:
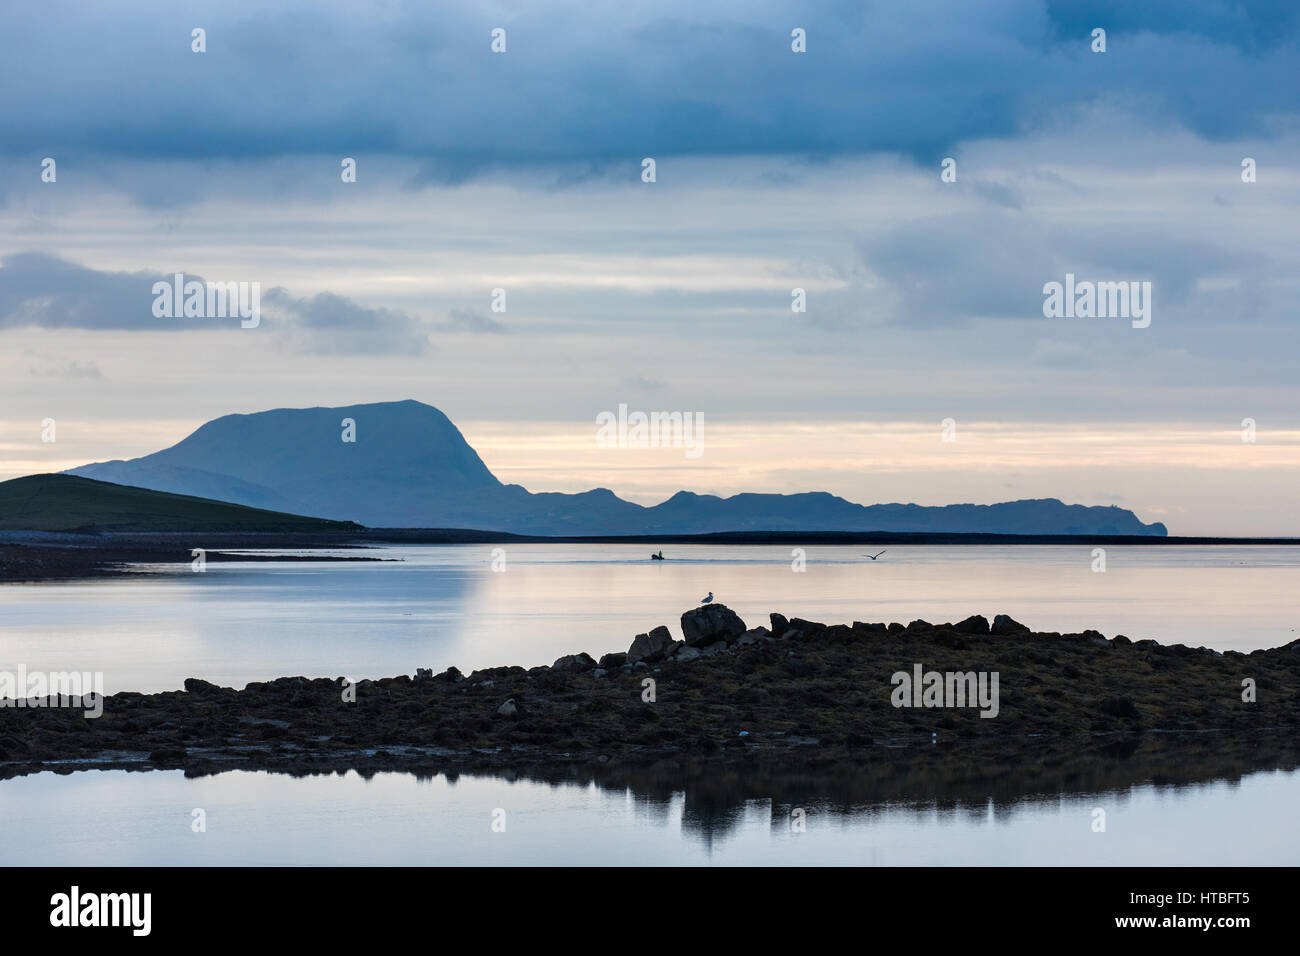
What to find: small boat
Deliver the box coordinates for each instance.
[650,552,665,560]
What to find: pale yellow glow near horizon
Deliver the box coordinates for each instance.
[464,418,1300,465]
[461,418,1300,484]
[5,418,1298,535]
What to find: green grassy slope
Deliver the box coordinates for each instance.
[0,474,363,533]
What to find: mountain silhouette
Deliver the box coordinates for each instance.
[66,400,1168,535]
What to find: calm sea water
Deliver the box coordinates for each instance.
[2,544,1299,866]
[2,765,1298,866]
[1,544,1297,694]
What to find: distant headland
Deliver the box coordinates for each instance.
[61,399,1169,536]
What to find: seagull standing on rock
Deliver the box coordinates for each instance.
[700,592,713,604]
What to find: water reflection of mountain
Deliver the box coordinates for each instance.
[188,732,1300,847]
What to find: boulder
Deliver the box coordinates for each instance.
[681,604,747,647]
[627,626,675,664]
[734,627,767,647]
[905,619,934,633]
[551,652,597,673]
[1082,630,1110,647]
[770,613,790,637]
[991,614,1030,636]
[496,698,518,717]
[852,621,888,633]
[183,678,222,696]
[598,652,628,669]
[435,666,465,683]
[676,646,703,662]
[952,615,990,635]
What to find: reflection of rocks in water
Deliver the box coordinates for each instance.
[135,731,1300,846]
[595,733,1300,843]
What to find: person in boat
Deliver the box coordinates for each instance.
[651,550,664,559]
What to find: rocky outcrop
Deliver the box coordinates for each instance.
[183,678,222,696]
[5,608,1298,782]
[681,604,746,647]
[992,614,1030,636]
[551,652,597,673]
[953,615,990,635]
[627,626,675,664]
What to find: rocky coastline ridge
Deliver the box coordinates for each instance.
[3,604,1298,780]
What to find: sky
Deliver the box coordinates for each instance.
[2,0,1299,535]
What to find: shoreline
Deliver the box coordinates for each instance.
[4,607,1297,781]
[4,529,1299,583]
[0,534,392,582]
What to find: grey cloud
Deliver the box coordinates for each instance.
[1028,339,1091,368]
[0,253,428,354]
[432,308,507,335]
[855,213,1284,326]
[27,359,105,380]
[0,253,167,330]
[260,289,431,354]
[619,376,667,393]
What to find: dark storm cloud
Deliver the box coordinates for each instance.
[1,0,1296,174]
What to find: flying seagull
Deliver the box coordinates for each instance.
[700,592,713,604]
[866,550,886,561]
